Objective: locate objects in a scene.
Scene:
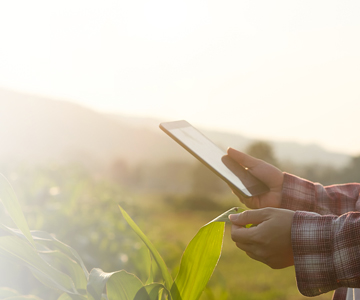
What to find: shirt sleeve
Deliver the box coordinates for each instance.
[281,173,360,216]
[280,173,360,297]
[292,211,360,297]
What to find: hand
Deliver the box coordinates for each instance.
[226,147,284,209]
[230,208,295,269]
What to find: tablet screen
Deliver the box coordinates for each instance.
[163,121,252,196]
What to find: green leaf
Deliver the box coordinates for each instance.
[0,174,35,247]
[171,222,225,300]
[31,230,89,278]
[87,268,145,300]
[0,225,87,295]
[38,250,87,291]
[169,207,243,300]
[0,225,89,279]
[87,268,113,300]
[57,293,87,300]
[106,270,143,300]
[57,294,73,300]
[145,250,154,285]
[210,207,254,227]
[0,236,79,295]
[209,207,243,223]
[118,205,172,290]
[134,283,169,300]
[207,207,254,227]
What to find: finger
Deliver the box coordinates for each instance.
[230,187,248,204]
[235,241,253,253]
[245,251,266,264]
[229,208,271,226]
[227,148,283,189]
[235,241,267,264]
[227,147,260,169]
[231,223,257,243]
[241,196,260,209]
[228,184,260,209]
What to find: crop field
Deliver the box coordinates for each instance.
[1,2,359,298]
[0,164,332,299]
[135,198,331,300]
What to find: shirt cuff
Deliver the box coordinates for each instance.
[281,173,316,212]
[292,211,340,296]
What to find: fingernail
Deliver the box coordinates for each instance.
[229,214,238,221]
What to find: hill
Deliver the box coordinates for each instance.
[0,89,350,169]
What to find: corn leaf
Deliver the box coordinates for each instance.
[145,252,154,285]
[0,236,79,295]
[57,294,73,300]
[0,225,89,279]
[118,205,172,290]
[208,207,242,223]
[57,294,88,300]
[87,268,113,300]
[134,283,169,300]
[106,270,143,300]
[38,250,87,291]
[0,174,34,247]
[0,225,87,295]
[87,268,145,300]
[170,207,244,300]
[31,230,89,278]
[171,221,225,300]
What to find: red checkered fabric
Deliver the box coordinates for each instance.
[281,173,360,300]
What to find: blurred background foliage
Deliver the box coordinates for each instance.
[1,140,359,299]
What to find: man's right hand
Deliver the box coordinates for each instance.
[225,147,284,209]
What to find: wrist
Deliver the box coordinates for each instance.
[280,173,315,211]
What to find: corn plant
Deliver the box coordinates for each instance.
[0,174,241,300]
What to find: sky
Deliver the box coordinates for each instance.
[1,0,360,155]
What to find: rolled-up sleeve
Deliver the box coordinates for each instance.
[281,173,360,216]
[280,173,360,298]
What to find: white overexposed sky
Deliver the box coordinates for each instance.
[1,0,360,155]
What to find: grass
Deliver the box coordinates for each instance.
[136,194,332,300]
[0,165,333,299]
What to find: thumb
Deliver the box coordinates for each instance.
[229,209,271,226]
[227,147,260,169]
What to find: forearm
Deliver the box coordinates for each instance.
[279,173,360,297]
[281,173,360,215]
[292,211,360,297]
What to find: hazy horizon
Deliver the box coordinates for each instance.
[1,1,360,155]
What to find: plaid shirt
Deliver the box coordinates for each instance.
[281,173,360,300]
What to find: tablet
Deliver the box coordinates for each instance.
[159,120,269,198]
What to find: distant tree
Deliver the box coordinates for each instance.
[245,141,278,166]
[299,164,341,186]
[341,155,360,183]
